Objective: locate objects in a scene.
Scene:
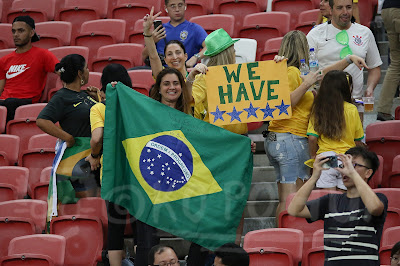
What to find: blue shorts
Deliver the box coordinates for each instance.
[264,132,310,184]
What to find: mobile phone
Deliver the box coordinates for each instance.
[153,20,163,31]
[323,156,338,168]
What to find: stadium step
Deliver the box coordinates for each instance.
[253,153,270,167]
[244,200,278,218]
[248,182,278,201]
[252,166,276,183]
[243,217,276,235]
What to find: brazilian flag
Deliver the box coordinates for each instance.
[47,137,94,223]
[102,82,253,250]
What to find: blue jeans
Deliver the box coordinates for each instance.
[264,132,310,184]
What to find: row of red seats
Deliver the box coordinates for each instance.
[0,0,378,33]
[0,10,319,61]
[243,225,399,265]
[0,198,107,265]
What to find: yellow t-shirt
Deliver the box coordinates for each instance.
[192,73,248,135]
[307,101,364,154]
[90,102,105,182]
[268,66,314,137]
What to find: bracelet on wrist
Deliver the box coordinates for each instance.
[186,75,194,84]
[143,33,152,37]
[91,153,100,158]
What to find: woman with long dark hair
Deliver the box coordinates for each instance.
[307,70,364,191]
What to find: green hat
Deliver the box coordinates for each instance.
[203,28,239,57]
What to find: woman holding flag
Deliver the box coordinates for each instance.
[37,54,100,198]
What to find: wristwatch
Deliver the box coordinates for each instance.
[194,53,200,60]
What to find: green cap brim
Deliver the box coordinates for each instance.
[203,39,239,57]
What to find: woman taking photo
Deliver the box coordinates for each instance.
[37,54,99,198]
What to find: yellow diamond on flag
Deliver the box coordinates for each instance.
[122,130,222,204]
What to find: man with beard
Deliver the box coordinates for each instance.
[0,16,58,121]
[307,0,382,121]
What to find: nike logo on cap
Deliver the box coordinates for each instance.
[6,64,30,79]
[73,102,82,107]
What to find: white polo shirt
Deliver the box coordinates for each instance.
[307,22,382,98]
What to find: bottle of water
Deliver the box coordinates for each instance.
[309,48,319,72]
[309,48,320,89]
[299,59,309,76]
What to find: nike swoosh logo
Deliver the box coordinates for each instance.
[6,70,27,79]
[73,102,82,107]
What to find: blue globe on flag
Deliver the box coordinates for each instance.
[139,135,193,192]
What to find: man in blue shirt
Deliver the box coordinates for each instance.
[142,0,208,68]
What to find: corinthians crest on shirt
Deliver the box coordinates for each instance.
[122,130,222,204]
[180,30,188,41]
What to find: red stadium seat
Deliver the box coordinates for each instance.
[271,0,314,30]
[366,121,400,187]
[279,190,342,258]
[0,254,55,266]
[0,106,6,133]
[302,229,324,266]
[6,0,56,23]
[20,133,57,197]
[32,166,52,201]
[1,0,13,23]
[190,14,235,36]
[387,155,400,188]
[8,234,66,266]
[368,155,383,189]
[35,22,72,50]
[259,37,283,61]
[0,166,29,202]
[111,0,161,42]
[358,0,378,27]
[244,228,303,266]
[128,69,154,96]
[247,122,263,132]
[184,0,214,20]
[48,72,102,99]
[50,215,103,266]
[56,0,108,41]
[58,197,108,246]
[395,106,400,120]
[0,135,19,166]
[0,49,15,59]
[0,24,13,49]
[380,226,400,265]
[213,0,267,36]
[75,19,126,69]
[128,16,170,45]
[6,103,47,154]
[295,9,320,35]
[92,43,144,72]
[0,199,47,257]
[49,46,90,62]
[239,12,290,58]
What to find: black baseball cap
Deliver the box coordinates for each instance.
[12,15,40,42]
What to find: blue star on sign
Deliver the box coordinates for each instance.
[210,106,226,122]
[260,103,276,119]
[276,100,290,116]
[243,102,259,118]
[226,106,243,122]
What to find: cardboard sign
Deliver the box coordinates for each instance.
[205,61,292,126]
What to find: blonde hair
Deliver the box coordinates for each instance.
[206,45,235,67]
[278,30,309,68]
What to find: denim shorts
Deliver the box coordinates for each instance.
[264,132,310,184]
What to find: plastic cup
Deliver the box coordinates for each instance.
[362,96,375,112]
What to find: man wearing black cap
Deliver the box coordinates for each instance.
[0,15,58,121]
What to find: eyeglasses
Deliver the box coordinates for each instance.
[153,259,179,266]
[336,30,353,59]
[353,162,370,169]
